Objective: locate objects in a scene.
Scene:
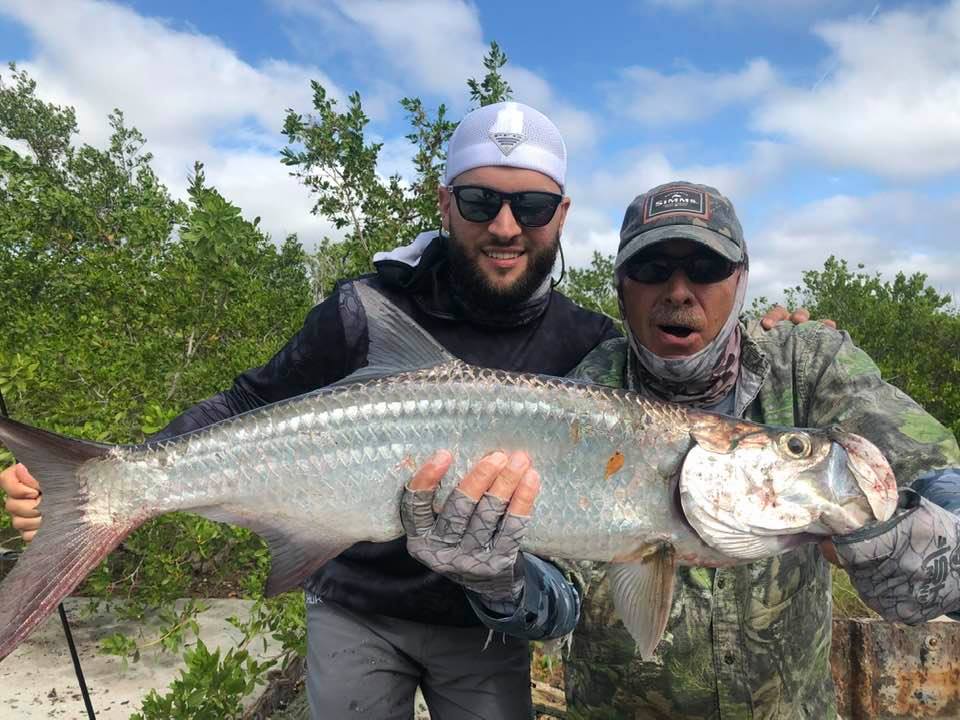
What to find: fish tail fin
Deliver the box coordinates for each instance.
[0,416,140,660]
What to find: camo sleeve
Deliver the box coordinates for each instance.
[762,322,960,485]
[913,468,960,620]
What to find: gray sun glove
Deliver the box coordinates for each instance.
[834,487,960,624]
[401,486,528,611]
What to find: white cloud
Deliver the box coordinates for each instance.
[332,0,487,99]
[501,66,600,154]
[275,0,486,101]
[574,140,791,222]
[606,59,778,125]
[186,150,338,249]
[560,203,622,270]
[753,1,960,178]
[0,0,344,246]
[560,141,793,274]
[748,192,960,304]
[608,3,960,180]
[274,0,601,153]
[374,134,419,185]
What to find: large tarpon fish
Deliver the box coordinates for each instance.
[0,283,897,661]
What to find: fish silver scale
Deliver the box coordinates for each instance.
[82,364,719,565]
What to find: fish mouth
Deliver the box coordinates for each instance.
[806,438,897,536]
[831,431,898,525]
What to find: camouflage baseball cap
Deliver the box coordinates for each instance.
[615,181,746,270]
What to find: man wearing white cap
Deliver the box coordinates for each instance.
[183,101,607,718]
[0,101,615,719]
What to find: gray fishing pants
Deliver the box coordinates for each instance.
[306,598,533,720]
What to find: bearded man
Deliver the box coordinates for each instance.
[557,181,960,719]
[161,103,619,720]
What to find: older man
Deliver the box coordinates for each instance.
[560,181,960,719]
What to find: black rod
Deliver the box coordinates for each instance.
[57,602,97,719]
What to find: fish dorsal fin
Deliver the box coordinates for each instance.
[608,545,677,661]
[334,282,457,385]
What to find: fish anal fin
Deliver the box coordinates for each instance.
[608,545,677,661]
[190,506,351,597]
[263,532,350,597]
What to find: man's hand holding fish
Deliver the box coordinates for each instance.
[402,451,535,612]
[0,463,41,542]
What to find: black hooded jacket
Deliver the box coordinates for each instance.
[155,244,619,626]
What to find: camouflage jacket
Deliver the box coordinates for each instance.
[563,321,960,720]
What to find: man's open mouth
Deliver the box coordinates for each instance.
[659,325,695,338]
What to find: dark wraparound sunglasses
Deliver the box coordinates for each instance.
[623,252,740,285]
[448,185,563,228]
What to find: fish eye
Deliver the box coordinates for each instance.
[780,433,811,459]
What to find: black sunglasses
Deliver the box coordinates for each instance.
[623,252,739,285]
[448,185,563,228]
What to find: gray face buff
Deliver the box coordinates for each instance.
[620,265,748,406]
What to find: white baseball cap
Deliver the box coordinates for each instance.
[443,101,567,191]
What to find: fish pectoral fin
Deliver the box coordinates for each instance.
[608,545,676,661]
[694,531,782,561]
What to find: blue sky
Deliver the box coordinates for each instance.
[1,0,959,303]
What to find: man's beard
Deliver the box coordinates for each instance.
[446,229,560,312]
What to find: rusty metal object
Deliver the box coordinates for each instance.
[832,618,960,719]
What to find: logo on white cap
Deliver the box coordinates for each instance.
[488,105,527,156]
